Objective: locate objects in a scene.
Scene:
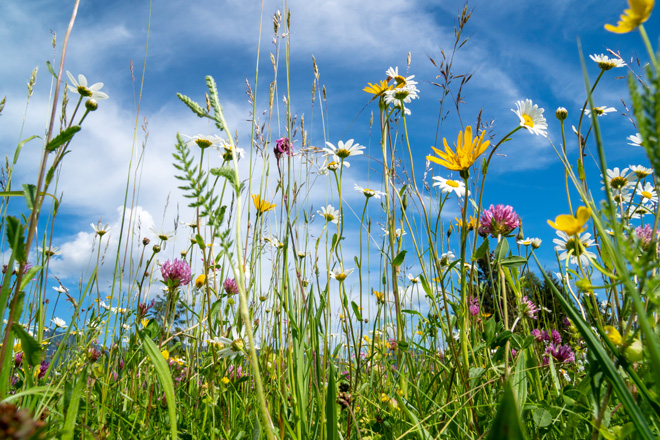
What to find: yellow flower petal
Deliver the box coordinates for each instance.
[605,0,654,33]
[547,206,592,236]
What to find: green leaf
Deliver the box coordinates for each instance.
[6,216,26,263]
[46,61,57,78]
[61,367,88,440]
[210,166,238,190]
[351,301,363,321]
[22,184,37,210]
[532,408,552,428]
[392,250,407,267]
[501,256,527,268]
[139,331,178,440]
[512,349,527,412]
[45,126,80,152]
[325,362,338,440]
[486,381,527,440]
[483,317,497,345]
[195,234,206,250]
[20,265,42,292]
[12,323,42,367]
[494,238,509,262]
[14,135,39,165]
[474,239,489,260]
[419,274,433,299]
[490,330,513,349]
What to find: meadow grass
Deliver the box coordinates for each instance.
[1,1,660,439]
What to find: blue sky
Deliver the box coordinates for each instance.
[1,0,658,327]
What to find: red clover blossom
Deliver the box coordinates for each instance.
[161,259,192,288]
[478,204,520,237]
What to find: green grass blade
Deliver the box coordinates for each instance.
[61,367,87,440]
[326,361,338,440]
[486,380,527,440]
[139,330,178,440]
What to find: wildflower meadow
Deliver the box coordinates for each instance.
[2,0,660,438]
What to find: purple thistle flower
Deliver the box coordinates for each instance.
[545,344,575,363]
[551,329,562,345]
[14,352,23,368]
[274,137,293,160]
[469,296,480,316]
[519,296,539,319]
[38,361,49,379]
[531,328,542,342]
[223,278,238,296]
[161,259,191,288]
[478,204,520,238]
[635,224,658,251]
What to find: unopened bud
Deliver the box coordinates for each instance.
[555,107,568,121]
[85,99,98,111]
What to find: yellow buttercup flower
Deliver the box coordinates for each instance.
[251,193,277,214]
[427,126,490,172]
[604,326,623,346]
[161,349,169,360]
[547,206,592,236]
[605,0,654,33]
[363,80,393,97]
[221,376,230,385]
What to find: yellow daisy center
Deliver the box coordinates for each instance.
[447,180,459,188]
[195,139,212,149]
[335,273,347,281]
[522,114,534,127]
[609,176,628,189]
[642,191,653,199]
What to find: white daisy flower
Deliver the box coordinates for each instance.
[513,99,548,136]
[318,205,340,224]
[186,134,224,150]
[407,273,420,284]
[589,54,626,70]
[219,142,245,161]
[382,227,407,238]
[639,181,658,205]
[329,267,354,282]
[91,222,111,237]
[584,106,616,118]
[51,317,67,329]
[211,329,256,360]
[432,176,470,197]
[354,183,385,199]
[602,167,635,194]
[385,66,418,88]
[150,226,174,242]
[66,71,109,100]
[553,231,597,266]
[627,133,643,147]
[383,84,419,107]
[38,245,61,257]
[517,237,542,248]
[263,236,284,249]
[629,164,652,178]
[53,285,68,294]
[323,139,365,160]
[440,251,455,266]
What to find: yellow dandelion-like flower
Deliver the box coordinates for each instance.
[363,80,393,97]
[373,290,385,304]
[221,376,230,385]
[427,126,490,172]
[161,349,169,360]
[547,206,592,236]
[195,274,206,289]
[605,0,654,33]
[252,193,277,214]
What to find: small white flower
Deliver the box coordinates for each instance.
[629,164,652,178]
[150,226,174,242]
[329,267,354,282]
[553,231,597,266]
[517,237,542,249]
[354,183,385,199]
[66,71,109,100]
[318,205,340,224]
[407,273,420,284]
[627,133,643,147]
[382,227,406,238]
[53,285,68,294]
[440,251,455,266]
[323,139,364,160]
[91,222,111,237]
[432,176,470,197]
[38,245,61,257]
[51,317,67,329]
[584,106,616,118]
[513,99,548,136]
[639,181,658,205]
[589,53,626,70]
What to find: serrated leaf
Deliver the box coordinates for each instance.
[45,126,80,152]
[211,167,238,190]
[22,184,37,210]
[6,216,26,263]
